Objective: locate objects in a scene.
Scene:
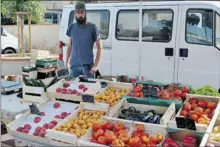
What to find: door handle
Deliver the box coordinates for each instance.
[179,48,188,57]
[165,48,174,56]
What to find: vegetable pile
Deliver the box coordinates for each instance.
[192,85,220,97]
[118,107,162,124]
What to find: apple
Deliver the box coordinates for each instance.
[180,110,188,117]
[198,100,208,109]
[207,102,217,110]
[56,88,62,93]
[53,103,60,109]
[43,123,49,129]
[35,126,42,133]
[189,98,198,104]
[55,115,61,119]
[48,123,55,129]
[182,86,189,93]
[50,120,57,126]
[24,124,31,130]
[78,84,85,89]
[71,90,77,95]
[83,87,88,92]
[22,129,29,134]
[183,102,192,111]
[16,127,23,132]
[34,117,41,123]
[61,112,67,117]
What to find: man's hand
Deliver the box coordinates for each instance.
[90,65,98,74]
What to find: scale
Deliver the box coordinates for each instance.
[1,80,22,95]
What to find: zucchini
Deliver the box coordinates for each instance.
[39,80,47,89]
[46,76,57,88]
[35,81,41,87]
[31,79,38,87]
[23,77,30,86]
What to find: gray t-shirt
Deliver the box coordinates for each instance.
[66,22,100,67]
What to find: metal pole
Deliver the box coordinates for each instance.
[28,14,32,53]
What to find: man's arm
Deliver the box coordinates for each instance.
[66,37,72,68]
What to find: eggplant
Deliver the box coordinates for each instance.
[147,115,160,123]
[143,110,155,116]
[141,115,152,122]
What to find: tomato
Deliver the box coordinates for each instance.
[103,122,114,130]
[140,92,144,98]
[180,110,188,117]
[198,100,208,109]
[189,98,198,104]
[162,93,170,99]
[182,86,190,93]
[92,123,102,132]
[183,102,192,111]
[97,136,107,145]
[191,114,198,121]
[114,123,125,131]
[129,137,142,147]
[95,129,104,138]
[119,133,129,144]
[191,103,198,110]
[140,134,150,144]
[111,139,125,147]
[204,108,212,115]
[136,124,145,132]
[104,130,116,144]
[134,92,141,97]
[174,90,182,97]
[207,102,217,110]
[132,131,142,138]
[134,86,141,92]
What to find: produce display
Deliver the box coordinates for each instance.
[118,107,162,124]
[179,98,217,125]
[56,82,89,96]
[192,85,220,97]
[162,136,198,147]
[95,87,130,107]
[209,125,220,143]
[130,84,190,100]
[55,110,105,137]
[90,121,163,147]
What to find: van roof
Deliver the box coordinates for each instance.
[64,1,220,8]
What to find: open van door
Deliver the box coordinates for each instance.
[176,4,220,88]
[140,4,179,83]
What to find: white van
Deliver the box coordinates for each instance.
[59,1,220,89]
[1,27,18,54]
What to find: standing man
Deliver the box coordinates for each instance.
[66,2,102,78]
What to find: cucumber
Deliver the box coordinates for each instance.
[35,81,41,87]
[31,79,38,87]
[46,76,58,88]
[23,77,29,86]
[39,80,47,89]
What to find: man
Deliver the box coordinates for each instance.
[66,2,102,78]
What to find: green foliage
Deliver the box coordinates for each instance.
[1,0,46,24]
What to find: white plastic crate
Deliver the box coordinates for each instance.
[168,94,220,133]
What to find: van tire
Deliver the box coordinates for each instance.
[2,48,16,54]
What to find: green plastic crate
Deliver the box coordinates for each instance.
[22,66,37,72]
[35,58,57,68]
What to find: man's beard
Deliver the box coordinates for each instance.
[76,16,86,25]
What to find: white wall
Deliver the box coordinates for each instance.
[2,24,60,53]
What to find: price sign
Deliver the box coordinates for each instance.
[176,117,196,130]
[29,103,41,115]
[82,94,95,103]
[142,85,158,97]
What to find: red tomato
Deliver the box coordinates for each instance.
[182,92,187,99]
[204,108,212,115]
[207,102,217,110]
[198,100,208,109]
[182,86,190,93]
[134,86,141,92]
[174,90,182,97]
[189,98,198,104]
[183,102,192,111]
[180,110,188,117]
[162,93,170,99]
[191,114,198,121]
[134,92,141,97]
[132,131,142,138]
[191,103,198,109]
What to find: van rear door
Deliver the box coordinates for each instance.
[176,4,220,88]
[140,4,179,83]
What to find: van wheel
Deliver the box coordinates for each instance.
[2,48,16,54]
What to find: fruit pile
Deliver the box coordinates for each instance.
[95,87,130,107]
[118,107,162,124]
[130,84,190,100]
[16,120,58,137]
[55,110,105,137]
[192,85,220,97]
[162,136,198,147]
[56,82,88,96]
[90,122,163,147]
[180,98,217,125]
[210,126,220,143]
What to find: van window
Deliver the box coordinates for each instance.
[68,10,110,39]
[186,9,213,46]
[116,10,139,41]
[215,13,220,49]
[142,9,173,42]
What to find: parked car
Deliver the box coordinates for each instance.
[1,27,18,54]
[59,1,220,89]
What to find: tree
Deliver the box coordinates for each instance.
[1,0,46,24]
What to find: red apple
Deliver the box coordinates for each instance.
[53,103,60,109]
[182,86,189,93]
[198,100,208,109]
[34,117,41,123]
[35,126,42,133]
[189,98,198,104]
[24,124,32,130]
[183,102,192,111]
[16,127,23,132]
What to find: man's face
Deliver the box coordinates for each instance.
[76,10,86,25]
